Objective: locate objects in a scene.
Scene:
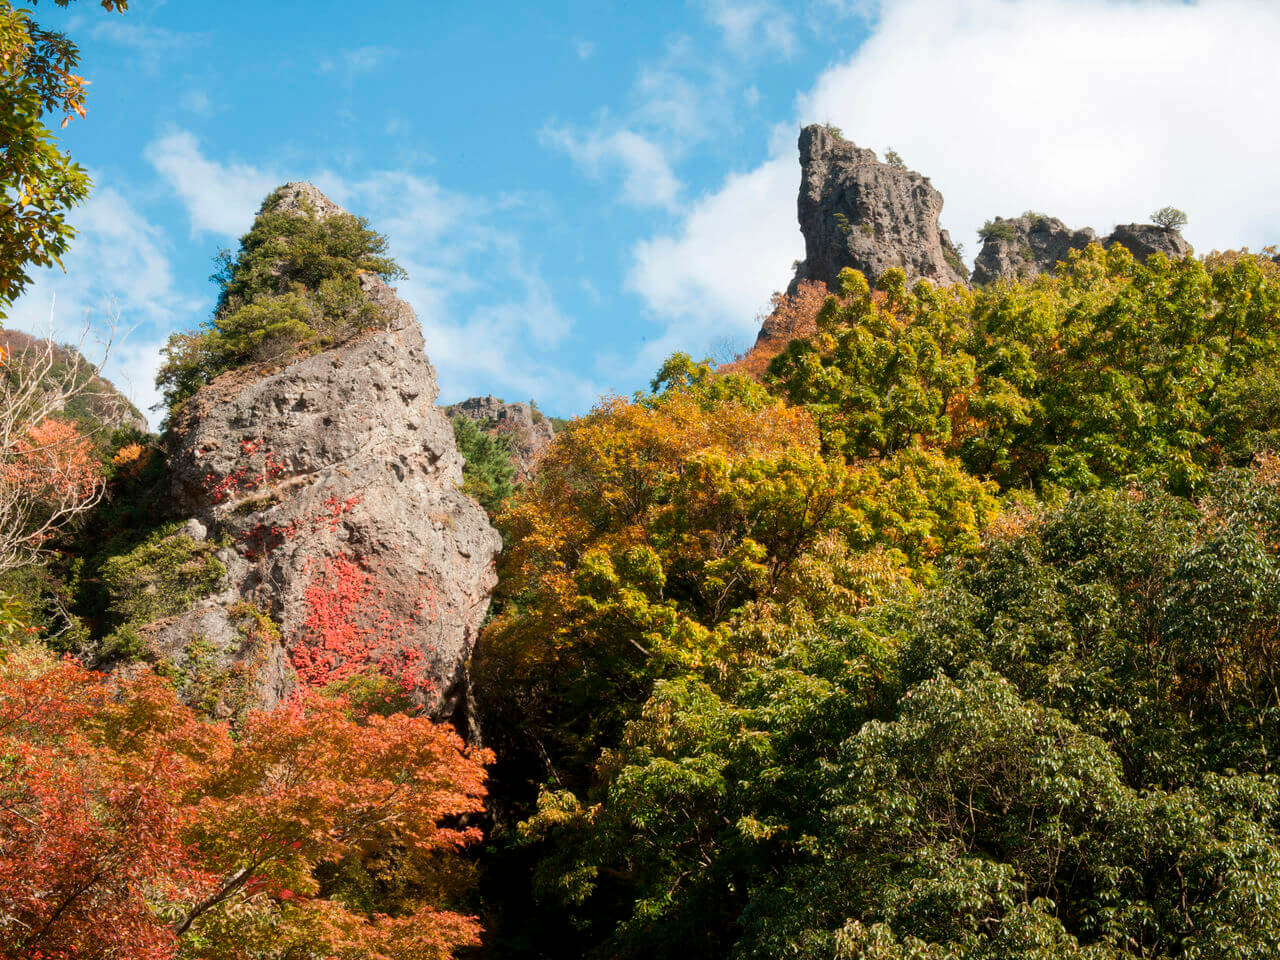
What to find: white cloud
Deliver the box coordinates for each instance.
[180,90,213,115]
[147,130,278,237]
[626,153,801,371]
[7,187,200,424]
[542,125,682,210]
[575,39,596,60]
[817,0,881,21]
[633,37,729,142]
[320,45,395,76]
[798,0,1280,258]
[91,20,202,69]
[701,0,796,56]
[629,0,1280,352]
[143,133,587,412]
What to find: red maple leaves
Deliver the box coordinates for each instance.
[289,555,439,694]
[0,653,490,959]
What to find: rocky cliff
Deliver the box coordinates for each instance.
[973,215,1191,285]
[149,185,501,723]
[446,395,555,482]
[1105,223,1192,263]
[789,124,968,291]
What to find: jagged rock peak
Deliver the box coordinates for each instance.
[269,181,346,220]
[155,189,501,725]
[446,395,556,483]
[973,214,1192,285]
[790,124,968,291]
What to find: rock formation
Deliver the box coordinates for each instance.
[1104,223,1192,263]
[445,395,555,482]
[970,215,1098,286]
[152,185,501,723]
[789,124,968,291]
[973,215,1191,285]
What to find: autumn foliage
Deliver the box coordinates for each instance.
[719,280,833,380]
[6,418,102,501]
[0,417,105,571]
[0,651,490,960]
[476,358,996,786]
[290,555,438,695]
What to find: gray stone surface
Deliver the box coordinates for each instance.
[789,124,968,291]
[156,186,501,720]
[973,215,1191,285]
[445,395,556,483]
[971,214,1098,285]
[1105,223,1192,262]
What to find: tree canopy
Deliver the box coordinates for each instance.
[0,0,127,314]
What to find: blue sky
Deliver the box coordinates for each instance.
[11,0,1280,424]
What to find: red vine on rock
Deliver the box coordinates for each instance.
[204,438,285,504]
[239,491,364,560]
[289,556,439,695]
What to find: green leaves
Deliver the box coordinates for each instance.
[532,465,1280,958]
[770,247,1280,497]
[452,414,517,516]
[155,198,405,417]
[0,1,129,312]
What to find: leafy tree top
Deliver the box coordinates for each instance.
[0,0,129,313]
[1150,204,1189,230]
[769,245,1280,495]
[155,190,405,419]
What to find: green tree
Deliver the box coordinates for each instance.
[1150,204,1188,230]
[0,0,127,313]
[528,464,1280,958]
[451,414,516,517]
[156,190,405,417]
[770,247,1280,495]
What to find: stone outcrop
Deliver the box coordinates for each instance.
[973,215,1191,285]
[789,124,968,291]
[971,215,1098,286]
[445,395,555,482]
[1104,223,1191,262]
[153,184,502,723]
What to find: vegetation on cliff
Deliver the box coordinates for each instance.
[2,23,1279,952]
[156,189,405,417]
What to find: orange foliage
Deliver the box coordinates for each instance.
[497,387,819,611]
[721,280,833,380]
[0,653,491,960]
[6,417,103,504]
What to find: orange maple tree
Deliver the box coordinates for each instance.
[0,417,105,571]
[0,651,491,960]
[720,280,833,380]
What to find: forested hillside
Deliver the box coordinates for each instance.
[473,246,1280,958]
